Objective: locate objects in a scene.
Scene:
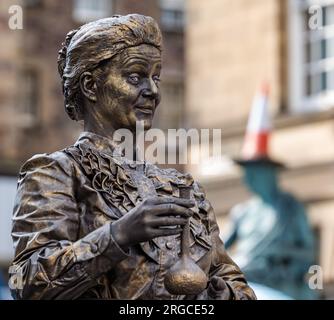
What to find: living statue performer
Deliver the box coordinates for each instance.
[9,14,256,300]
[223,84,316,299]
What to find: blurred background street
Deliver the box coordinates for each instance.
[1,0,334,299]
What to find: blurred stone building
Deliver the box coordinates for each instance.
[1,0,334,299]
[0,0,184,269]
[186,0,334,295]
[0,0,184,173]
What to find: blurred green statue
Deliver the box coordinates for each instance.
[223,84,317,299]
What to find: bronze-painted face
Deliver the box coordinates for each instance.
[84,43,161,133]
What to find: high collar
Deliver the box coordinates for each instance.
[75,131,124,158]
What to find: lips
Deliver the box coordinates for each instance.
[135,105,154,115]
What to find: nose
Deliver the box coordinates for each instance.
[141,79,158,99]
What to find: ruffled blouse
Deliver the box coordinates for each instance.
[9,131,256,300]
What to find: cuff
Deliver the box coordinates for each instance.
[105,223,131,259]
[225,280,257,300]
[72,222,131,278]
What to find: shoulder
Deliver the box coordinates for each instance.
[146,163,210,202]
[147,163,205,193]
[278,192,305,212]
[19,149,75,180]
[13,150,78,217]
[229,198,261,222]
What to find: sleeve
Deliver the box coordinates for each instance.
[264,195,316,271]
[9,153,130,300]
[223,204,245,249]
[208,205,257,300]
[194,182,257,300]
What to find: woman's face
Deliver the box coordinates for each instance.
[93,44,162,132]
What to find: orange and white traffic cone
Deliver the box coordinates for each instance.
[235,82,283,167]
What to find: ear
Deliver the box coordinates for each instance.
[79,71,97,102]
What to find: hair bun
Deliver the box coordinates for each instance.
[57,29,79,80]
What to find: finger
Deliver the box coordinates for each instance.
[210,276,220,288]
[207,277,228,298]
[150,216,188,227]
[208,285,230,300]
[211,277,227,291]
[151,227,183,238]
[148,196,195,208]
[207,283,219,298]
[151,204,194,217]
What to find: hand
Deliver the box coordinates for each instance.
[111,196,195,250]
[207,276,232,300]
[195,276,231,300]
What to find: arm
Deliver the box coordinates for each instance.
[194,183,256,300]
[10,153,195,299]
[9,153,130,300]
[224,228,238,250]
[223,204,245,249]
[207,204,257,300]
[265,196,316,264]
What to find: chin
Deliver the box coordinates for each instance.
[134,116,154,130]
[126,118,153,133]
[143,119,153,130]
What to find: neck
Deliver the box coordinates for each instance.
[260,184,280,204]
[84,119,139,161]
[84,118,115,142]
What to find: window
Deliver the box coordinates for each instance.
[154,81,184,130]
[161,9,184,31]
[73,0,112,23]
[288,0,334,113]
[19,69,39,119]
[23,0,42,8]
[159,0,185,31]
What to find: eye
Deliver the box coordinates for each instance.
[128,73,140,85]
[153,75,161,84]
